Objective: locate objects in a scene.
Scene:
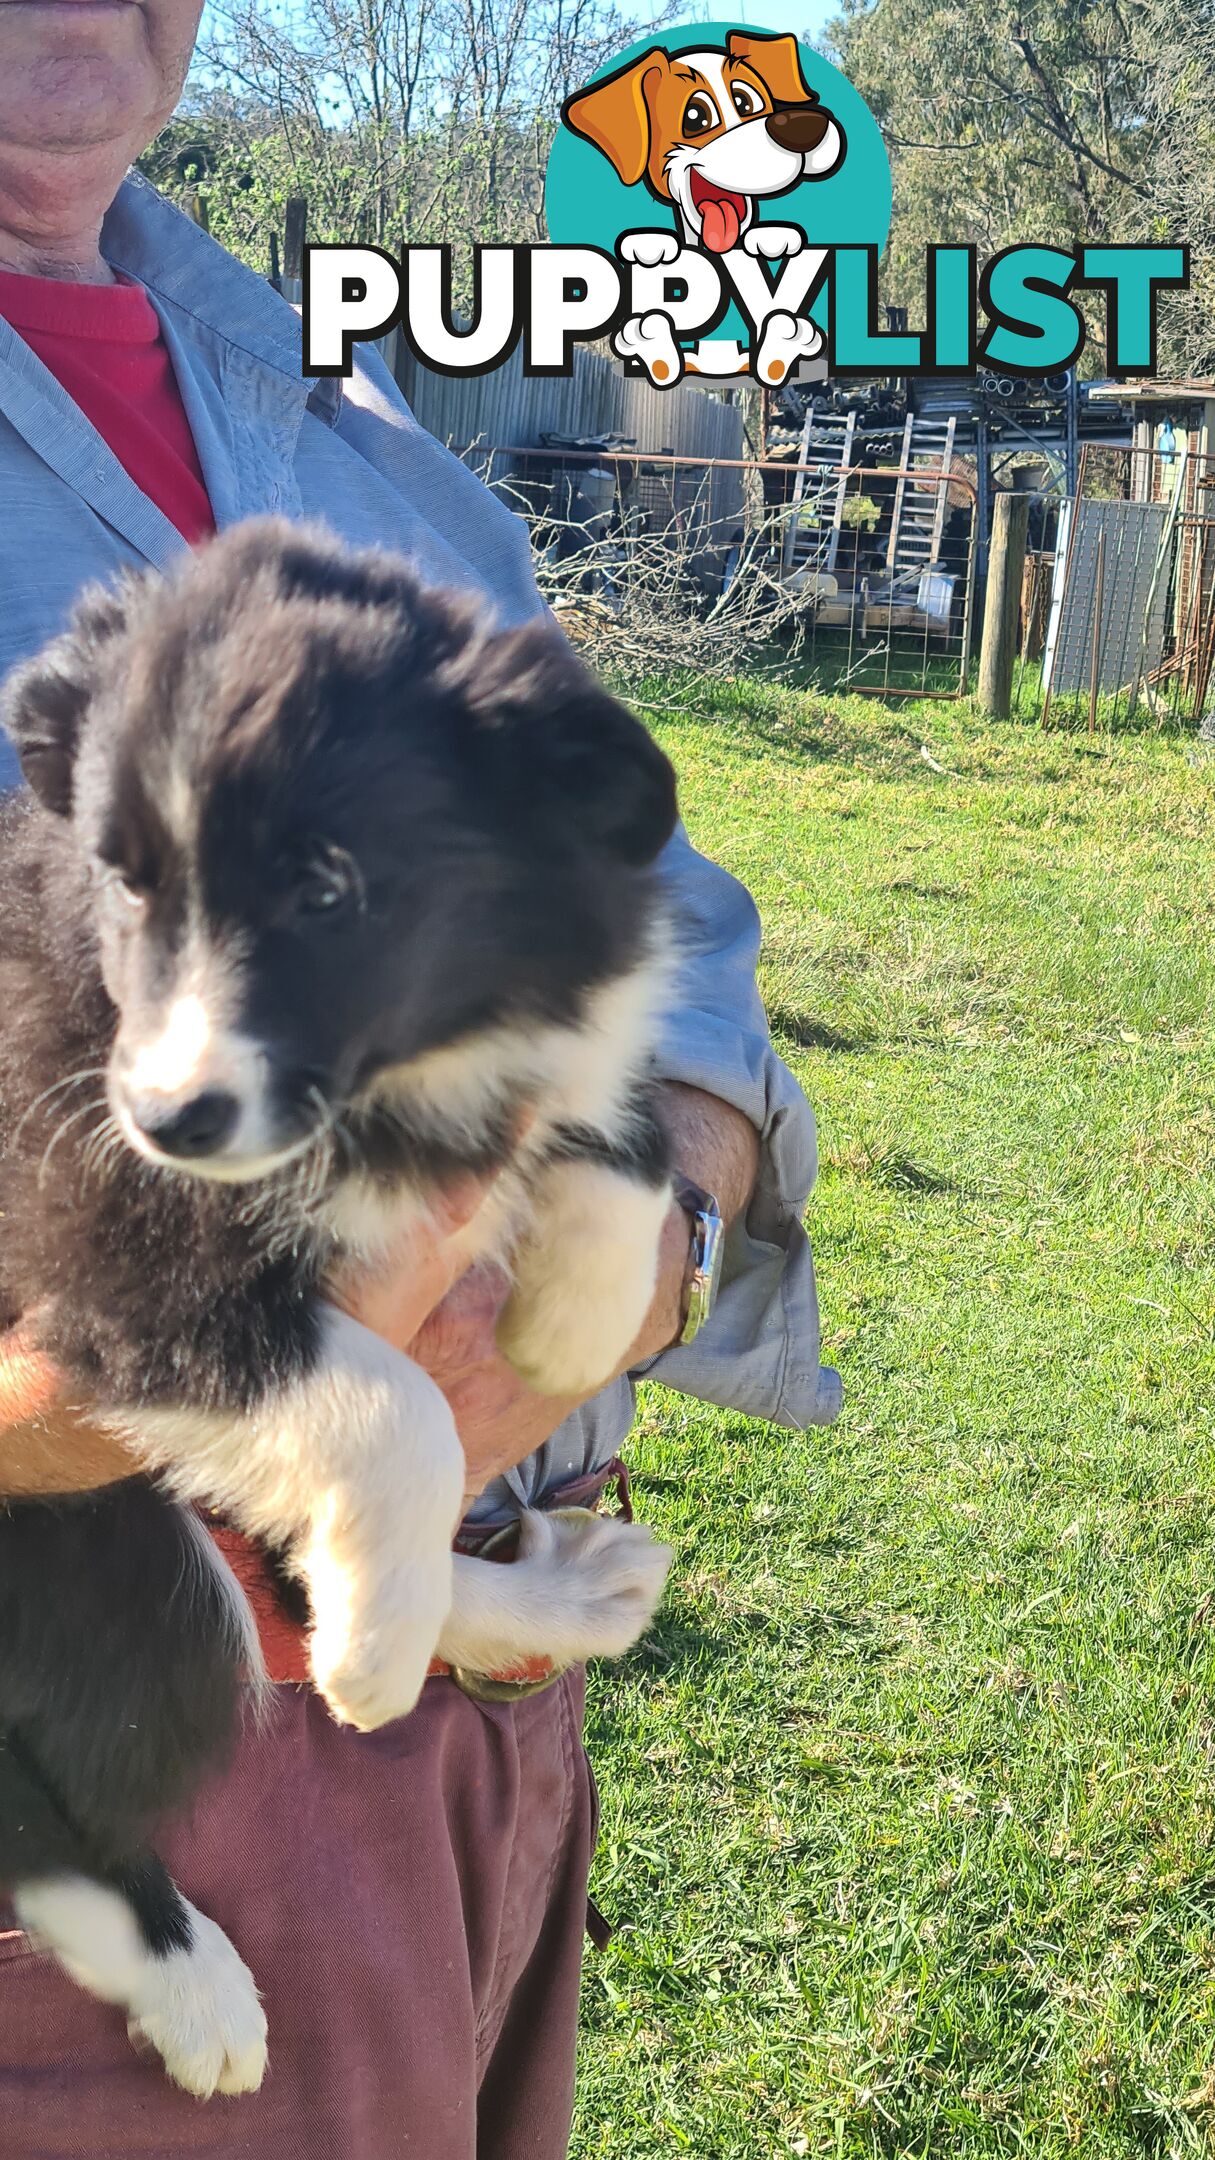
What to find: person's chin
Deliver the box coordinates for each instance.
[1,55,153,147]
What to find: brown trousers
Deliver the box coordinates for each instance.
[0,1670,597,2159]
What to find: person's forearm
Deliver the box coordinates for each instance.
[658,1081,759,1226]
[626,1081,760,1364]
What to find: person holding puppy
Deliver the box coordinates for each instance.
[0,0,839,2152]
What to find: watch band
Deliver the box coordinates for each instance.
[673,1175,725,1347]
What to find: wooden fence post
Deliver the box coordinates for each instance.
[978,492,1030,717]
[281,198,307,305]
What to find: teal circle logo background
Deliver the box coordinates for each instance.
[544,21,892,348]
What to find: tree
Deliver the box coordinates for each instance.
[825,1,1164,339]
[172,0,672,280]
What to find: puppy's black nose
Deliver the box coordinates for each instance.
[134,1091,239,1160]
[766,104,831,152]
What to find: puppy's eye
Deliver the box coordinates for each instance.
[731,82,764,117]
[104,869,150,912]
[293,845,363,918]
[683,93,720,137]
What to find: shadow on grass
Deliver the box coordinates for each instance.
[886,877,969,903]
[831,1143,964,1197]
[767,1006,870,1054]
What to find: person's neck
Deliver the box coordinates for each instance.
[0,148,125,283]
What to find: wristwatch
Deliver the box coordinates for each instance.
[673,1174,725,1346]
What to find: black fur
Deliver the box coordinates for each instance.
[0,520,677,1982]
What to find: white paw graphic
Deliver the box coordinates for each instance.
[612,311,684,386]
[619,230,681,268]
[743,224,806,260]
[754,309,823,385]
[130,1909,268,2100]
[513,1511,672,1661]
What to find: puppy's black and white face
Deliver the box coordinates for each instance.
[2,522,677,1183]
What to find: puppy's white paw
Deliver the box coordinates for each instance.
[129,1909,268,2100]
[619,229,682,267]
[513,1511,673,1661]
[305,1539,451,1732]
[497,1167,670,1397]
[495,1284,630,1397]
[496,1257,658,1398]
[755,309,823,384]
[743,223,805,260]
[612,311,684,386]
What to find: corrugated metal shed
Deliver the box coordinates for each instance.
[390,334,746,462]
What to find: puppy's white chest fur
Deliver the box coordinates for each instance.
[321,938,673,1271]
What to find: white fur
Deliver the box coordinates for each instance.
[496,1160,672,1396]
[12,1877,267,2099]
[117,1292,672,1727]
[117,1307,466,1733]
[114,934,274,1175]
[125,995,213,1097]
[438,1511,672,1672]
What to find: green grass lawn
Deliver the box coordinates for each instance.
[573,682,1215,2159]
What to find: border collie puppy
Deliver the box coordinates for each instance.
[0,520,677,2097]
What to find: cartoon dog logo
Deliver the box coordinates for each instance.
[563,30,845,385]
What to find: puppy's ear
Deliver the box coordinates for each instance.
[562,50,669,187]
[1,585,130,817]
[726,29,813,105]
[460,623,677,867]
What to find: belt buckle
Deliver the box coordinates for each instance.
[449,1507,594,1703]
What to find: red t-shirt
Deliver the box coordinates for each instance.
[0,267,215,544]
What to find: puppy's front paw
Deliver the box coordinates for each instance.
[129,1909,268,2100]
[304,1539,452,1732]
[495,1277,628,1398]
[514,1511,673,1661]
[497,1173,670,1397]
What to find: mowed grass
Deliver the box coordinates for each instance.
[573,682,1215,2160]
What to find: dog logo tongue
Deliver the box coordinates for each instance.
[700,196,741,253]
[691,175,745,255]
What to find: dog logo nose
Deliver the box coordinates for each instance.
[766,104,831,152]
[131,1090,240,1161]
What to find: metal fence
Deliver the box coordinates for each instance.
[1011,445,1215,729]
[462,445,977,700]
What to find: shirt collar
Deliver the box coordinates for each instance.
[99,171,344,428]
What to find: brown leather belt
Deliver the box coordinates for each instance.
[208,1457,633,1700]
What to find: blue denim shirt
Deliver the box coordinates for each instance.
[0,172,840,1511]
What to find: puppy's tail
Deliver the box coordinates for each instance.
[174,1505,272,1726]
